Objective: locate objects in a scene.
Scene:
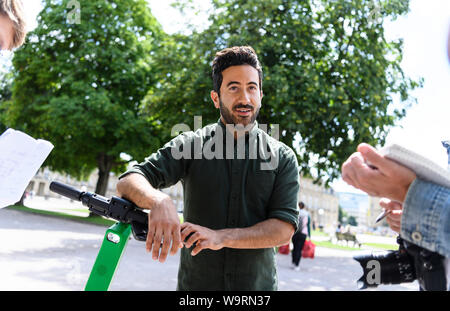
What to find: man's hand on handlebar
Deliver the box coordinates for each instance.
[145,195,183,263]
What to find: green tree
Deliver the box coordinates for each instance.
[145,0,421,185]
[338,205,347,223]
[0,70,13,133]
[348,215,358,226]
[5,0,164,195]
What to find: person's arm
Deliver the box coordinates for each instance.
[181,219,294,256]
[341,143,416,202]
[116,173,182,262]
[116,133,192,262]
[265,147,300,231]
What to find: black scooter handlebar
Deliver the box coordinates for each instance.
[49,181,83,201]
[49,181,148,241]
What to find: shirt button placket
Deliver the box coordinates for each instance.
[224,159,242,290]
[229,160,241,228]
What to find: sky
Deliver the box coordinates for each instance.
[11,0,450,194]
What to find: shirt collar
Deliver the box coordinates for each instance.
[217,118,259,139]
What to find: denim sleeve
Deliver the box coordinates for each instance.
[401,178,450,257]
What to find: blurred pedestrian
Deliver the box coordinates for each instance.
[291,202,311,271]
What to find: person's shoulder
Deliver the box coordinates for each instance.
[256,127,296,157]
[169,122,218,143]
[192,122,219,139]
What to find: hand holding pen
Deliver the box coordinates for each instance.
[375,198,403,233]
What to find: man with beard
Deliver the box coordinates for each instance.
[117,46,300,290]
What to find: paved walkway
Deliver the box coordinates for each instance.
[0,207,418,291]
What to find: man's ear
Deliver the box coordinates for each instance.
[211,90,220,109]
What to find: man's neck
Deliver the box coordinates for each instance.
[220,117,256,140]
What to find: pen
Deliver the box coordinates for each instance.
[375,209,391,223]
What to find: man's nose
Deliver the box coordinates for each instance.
[237,90,252,104]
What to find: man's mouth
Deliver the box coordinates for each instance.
[234,106,252,117]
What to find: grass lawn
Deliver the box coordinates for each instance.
[311,240,362,251]
[7,205,116,227]
[311,230,328,237]
[310,230,398,251]
[7,204,184,227]
[310,240,398,251]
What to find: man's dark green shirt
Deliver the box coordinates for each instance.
[119,120,299,290]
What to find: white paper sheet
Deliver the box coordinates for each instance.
[0,129,54,208]
[380,144,450,189]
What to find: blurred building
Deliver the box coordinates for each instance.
[160,181,184,213]
[337,192,388,229]
[298,176,339,230]
[337,192,369,227]
[368,196,385,227]
[27,167,119,199]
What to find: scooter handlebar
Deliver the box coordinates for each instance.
[49,181,83,201]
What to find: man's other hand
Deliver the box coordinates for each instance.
[180,222,225,256]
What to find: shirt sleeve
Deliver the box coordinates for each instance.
[266,146,300,231]
[401,177,450,257]
[118,132,193,189]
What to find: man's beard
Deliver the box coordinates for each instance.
[219,98,260,126]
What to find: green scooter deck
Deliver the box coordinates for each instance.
[85,222,132,291]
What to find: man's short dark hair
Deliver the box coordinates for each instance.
[298,202,305,209]
[211,46,263,96]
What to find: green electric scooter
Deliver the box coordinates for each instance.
[49,181,148,291]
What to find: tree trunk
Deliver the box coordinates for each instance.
[14,191,26,206]
[89,152,114,217]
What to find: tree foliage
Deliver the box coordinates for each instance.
[5,0,164,194]
[348,215,358,226]
[3,0,421,193]
[0,70,13,133]
[145,0,421,185]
